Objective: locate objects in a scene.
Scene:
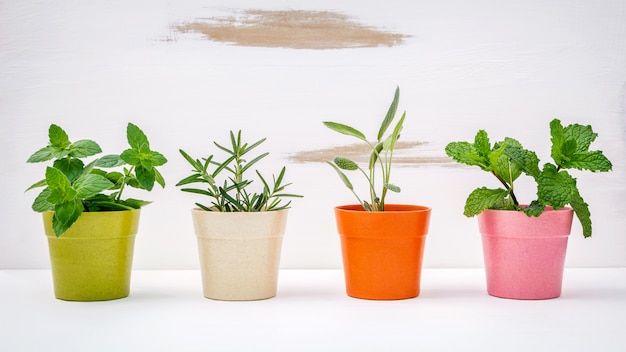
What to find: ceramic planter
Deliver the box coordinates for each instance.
[43,209,140,301]
[477,207,574,300]
[334,204,431,300]
[191,208,288,301]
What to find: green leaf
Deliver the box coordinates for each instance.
[180,188,214,197]
[120,149,143,167]
[96,154,126,168]
[368,143,383,170]
[564,151,612,172]
[322,121,367,141]
[537,164,577,209]
[45,167,76,204]
[377,86,400,141]
[563,121,597,152]
[463,187,509,217]
[504,142,540,179]
[48,124,70,149]
[27,146,57,163]
[69,139,101,158]
[52,158,84,182]
[385,183,401,193]
[445,138,489,170]
[179,149,202,170]
[73,174,114,199]
[550,119,566,165]
[569,190,592,238]
[240,152,269,174]
[126,122,149,150]
[154,168,166,188]
[334,157,359,171]
[150,151,168,167]
[32,188,54,212]
[327,161,353,190]
[384,111,405,151]
[474,130,491,158]
[52,199,83,236]
[25,179,47,192]
[135,165,156,191]
[520,201,545,217]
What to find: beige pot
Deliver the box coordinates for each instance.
[191,208,288,301]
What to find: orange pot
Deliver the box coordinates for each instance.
[334,204,431,300]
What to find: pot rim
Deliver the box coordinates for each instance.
[335,204,431,213]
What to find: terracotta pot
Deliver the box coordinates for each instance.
[191,209,288,301]
[43,209,140,301]
[334,204,431,300]
[478,207,574,300]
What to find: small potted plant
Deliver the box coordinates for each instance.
[177,130,302,301]
[323,86,432,300]
[445,118,612,299]
[26,122,167,301]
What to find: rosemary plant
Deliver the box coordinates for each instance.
[177,130,302,212]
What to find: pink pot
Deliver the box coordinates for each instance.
[477,207,574,300]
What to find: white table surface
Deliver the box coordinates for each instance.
[1,268,624,352]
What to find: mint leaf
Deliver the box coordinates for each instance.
[48,124,70,149]
[52,158,84,182]
[464,187,509,217]
[537,164,576,209]
[565,151,613,172]
[52,199,82,236]
[564,122,597,152]
[474,129,491,158]
[150,151,168,167]
[520,201,545,217]
[154,168,166,188]
[135,165,155,191]
[32,188,54,212]
[25,179,47,192]
[569,189,592,238]
[445,141,487,169]
[126,122,149,150]
[45,167,77,204]
[73,174,114,198]
[550,119,566,165]
[27,146,57,163]
[69,139,101,158]
[120,149,142,167]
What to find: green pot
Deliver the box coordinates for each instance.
[43,209,140,301]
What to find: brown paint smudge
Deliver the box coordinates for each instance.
[289,141,454,166]
[174,10,409,49]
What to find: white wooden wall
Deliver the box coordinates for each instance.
[2,0,625,269]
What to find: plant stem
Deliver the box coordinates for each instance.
[115,165,134,201]
[491,170,519,206]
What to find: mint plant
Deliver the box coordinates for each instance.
[26,123,167,237]
[445,118,612,237]
[323,86,405,211]
[177,130,302,212]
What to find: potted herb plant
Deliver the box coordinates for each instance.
[26,123,167,301]
[445,118,612,299]
[177,130,302,301]
[323,86,432,300]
